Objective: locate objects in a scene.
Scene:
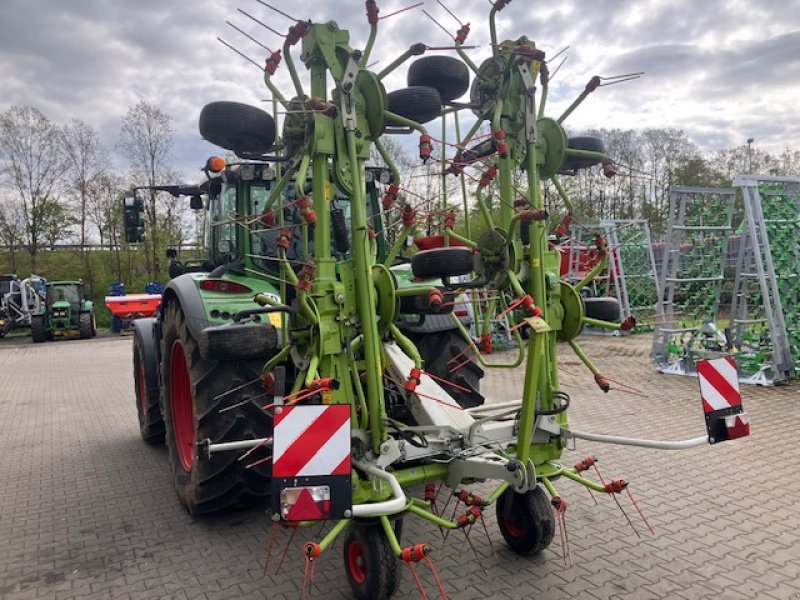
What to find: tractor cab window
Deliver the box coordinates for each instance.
[48,285,80,305]
[209,184,239,265]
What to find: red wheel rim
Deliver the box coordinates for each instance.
[503,515,523,538]
[170,339,195,471]
[346,541,367,584]
[137,357,148,416]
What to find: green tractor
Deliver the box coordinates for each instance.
[31,281,96,343]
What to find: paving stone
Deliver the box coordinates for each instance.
[1,334,799,599]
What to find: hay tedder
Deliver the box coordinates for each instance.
[129,3,750,598]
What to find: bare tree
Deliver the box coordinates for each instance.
[0,195,25,272]
[118,101,174,278]
[62,119,109,257]
[0,106,70,271]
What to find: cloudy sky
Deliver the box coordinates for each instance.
[1,0,799,179]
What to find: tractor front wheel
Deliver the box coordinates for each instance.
[342,523,399,600]
[496,485,555,556]
[160,301,273,515]
[31,315,46,343]
[134,324,164,444]
[79,312,92,339]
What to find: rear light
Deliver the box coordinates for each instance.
[199,279,253,294]
[280,486,331,521]
[454,310,469,318]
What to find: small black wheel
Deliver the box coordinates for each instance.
[583,297,621,322]
[79,312,92,339]
[386,87,442,125]
[342,524,399,600]
[407,56,470,103]
[411,247,474,279]
[199,101,276,156]
[496,485,555,556]
[31,315,46,343]
[561,136,605,171]
[133,320,165,444]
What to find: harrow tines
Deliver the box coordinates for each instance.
[380,2,424,20]
[598,72,645,86]
[226,20,274,53]
[423,10,456,41]
[217,37,264,71]
[255,0,300,22]
[237,8,285,38]
[436,0,464,25]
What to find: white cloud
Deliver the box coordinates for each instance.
[1,0,798,179]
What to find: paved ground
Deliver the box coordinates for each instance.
[1,333,799,600]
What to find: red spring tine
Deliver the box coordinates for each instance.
[263,522,278,576]
[626,487,655,535]
[275,524,297,575]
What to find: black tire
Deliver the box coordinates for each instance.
[199,101,276,156]
[342,523,399,600]
[496,485,555,556]
[411,330,484,408]
[561,136,605,171]
[411,247,474,279]
[79,312,92,339]
[386,86,442,125]
[134,324,165,444]
[160,301,273,515]
[583,297,621,322]
[407,56,470,103]
[31,315,46,343]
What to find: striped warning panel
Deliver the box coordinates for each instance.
[697,356,742,414]
[272,405,351,478]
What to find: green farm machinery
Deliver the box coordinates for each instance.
[30,280,96,343]
[129,3,750,598]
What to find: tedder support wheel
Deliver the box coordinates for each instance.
[496,485,556,556]
[160,301,273,515]
[583,296,621,322]
[342,523,400,600]
[79,312,93,339]
[411,247,474,279]
[561,136,605,171]
[31,315,46,343]
[133,325,165,444]
[199,101,276,156]
[410,330,485,408]
[407,56,470,103]
[386,86,442,125]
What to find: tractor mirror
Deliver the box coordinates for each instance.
[190,194,203,210]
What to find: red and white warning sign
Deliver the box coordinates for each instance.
[272,405,352,521]
[273,404,351,478]
[696,357,750,443]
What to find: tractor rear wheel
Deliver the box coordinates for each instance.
[79,312,92,339]
[496,485,555,556]
[342,523,399,600]
[31,315,46,343]
[160,301,273,515]
[134,326,165,444]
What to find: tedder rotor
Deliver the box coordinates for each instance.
[133,2,751,598]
